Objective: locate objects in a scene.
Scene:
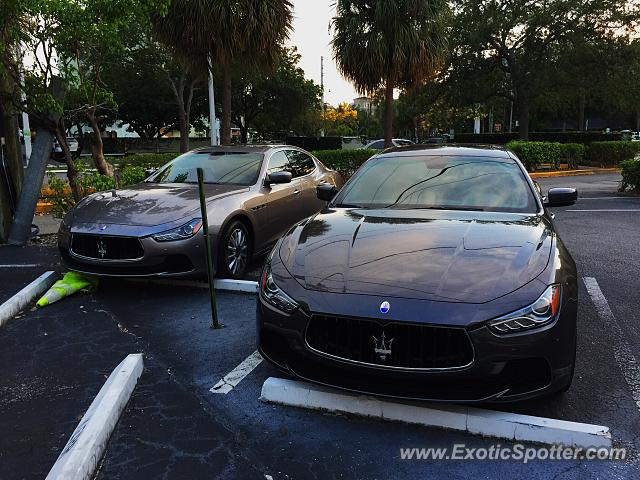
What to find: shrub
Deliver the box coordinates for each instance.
[585,141,640,167]
[312,149,377,178]
[506,141,562,171]
[559,143,586,169]
[46,173,74,218]
[620,159,640,192]
[116,152,179,168]
[79,172,116,193]
[119,165,146,186]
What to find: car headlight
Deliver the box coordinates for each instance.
[260,262,299,313]
[487,285,561,334]
[152,218,202,242]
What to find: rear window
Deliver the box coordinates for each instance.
[334,155,537,213]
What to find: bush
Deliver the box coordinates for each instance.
[46,173,75,218]
[559,143,586,169]
[620,159,640,192]
[312,149,377,178]
[116,152,179,168]
[585,141,640,167]
[119,165,146,186]
[79,172,116,193]
[506,141,562,171]
[455,132,623,145]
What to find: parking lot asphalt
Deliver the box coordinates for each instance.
[1,172,639,479]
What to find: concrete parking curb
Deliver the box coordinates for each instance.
[130,278,258,294]
[0,271,56,328]
[529,170,594,178]
[260,377,612,448]
[46,353,144,480]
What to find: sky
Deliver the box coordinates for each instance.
[288,1,359,106]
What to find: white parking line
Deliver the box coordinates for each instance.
[210,350,263,394]
[0,264,42,268]
[567,209,640,212]
[583,277,640,411]
[579,197,640,200]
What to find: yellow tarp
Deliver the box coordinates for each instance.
[36,272,99,308]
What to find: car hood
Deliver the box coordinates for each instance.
[71,183,247,227]
[278,208,553,303]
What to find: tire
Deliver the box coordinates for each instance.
[557,340,576,393]
[218,220,251,279]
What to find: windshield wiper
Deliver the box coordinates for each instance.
[390,205,485,211]
[334,203,366,208]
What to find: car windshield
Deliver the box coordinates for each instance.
[334,155,537,213]
[148,151,263,185]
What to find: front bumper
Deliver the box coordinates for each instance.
[58,225,209,277]
[257,295,576,403]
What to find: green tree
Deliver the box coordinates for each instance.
[451,0,640,139]
[154,0,293,145]
[231,47,322,142]
[331,0,448,148]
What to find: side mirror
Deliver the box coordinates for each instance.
[265,171,292,186]
[545,187,578,207]
[316,183,338,201]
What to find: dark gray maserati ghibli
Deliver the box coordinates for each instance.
[257,145,579,402]
[58,146,342,278]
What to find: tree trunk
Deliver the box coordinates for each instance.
[54,129,82,201]
[87,112,113,176]
[578,93,586,132]
[221,61,232,145]
[383,79,394,148]
[177,105,189,153]
[239,123,248,144]
[518,96,530,141]
[636,110,640,132]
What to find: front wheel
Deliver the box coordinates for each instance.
[218,220,251,279]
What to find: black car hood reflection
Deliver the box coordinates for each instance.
[279,208,552,303]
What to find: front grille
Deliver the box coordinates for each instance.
[305,315,473,370]
[71,234,144,260]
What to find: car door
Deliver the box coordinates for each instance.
[263,150,299,244]
[284,149,325,219]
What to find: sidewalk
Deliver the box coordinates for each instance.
[529,166,621,179]
[32,214,61,236]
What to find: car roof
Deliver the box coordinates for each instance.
[191,145,289,154]
[378,144,513,159]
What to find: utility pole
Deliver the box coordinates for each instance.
[320,56,325,137]
[208,56,219,146]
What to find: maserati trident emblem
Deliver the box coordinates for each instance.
[97,239,107,258]
[373,332,394,361]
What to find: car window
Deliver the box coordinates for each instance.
[285,150,316,177]
[368,141,384,149]
[266,151,290,176]
[395,139,414,146]
[334,155,537,213]
[149,151,263,185]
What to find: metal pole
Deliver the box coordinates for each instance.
[208,56,219,146]
[320,56,325,137]
[509,101,513,133]
[197,167,222,329]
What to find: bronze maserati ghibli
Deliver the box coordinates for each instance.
[58,146,343,278]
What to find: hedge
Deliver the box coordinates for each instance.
[585,141,640,167]
[312,149,377,178]
[115,152,180,168]
[620,159,640,192]
[455,132,623,145]
[506,141,563,171]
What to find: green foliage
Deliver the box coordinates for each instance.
[506,141,562,171]
[119,165,147,186]
[79,172,116,193]
[586,142,640,167]
[46,172,75,219]
[620,159,640,192]
[312,149,378,178]
[115,153,179,168]
[559,144,586,169]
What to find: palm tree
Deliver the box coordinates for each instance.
[154,0,293,144]
[332,0,449,147]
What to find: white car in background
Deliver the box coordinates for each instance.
[51,137,80,162]
[364,138,415,149]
